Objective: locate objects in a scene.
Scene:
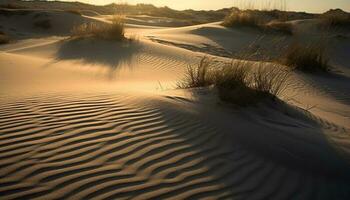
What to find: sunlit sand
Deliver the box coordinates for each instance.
[1,1,350,199]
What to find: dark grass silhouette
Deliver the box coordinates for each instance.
[282,43,330,73]
[178,57,290,106]
[222,10,293,35]
[177,57,214,89]
[320,9,350,29]
[71,16,125,41]
[222,10,263,29]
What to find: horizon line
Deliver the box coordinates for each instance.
[47,0,350,14]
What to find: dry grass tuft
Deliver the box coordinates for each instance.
[177,57,214,88]
[214,61,257,105]
[251,64,290,97]
[320,10,350,29]
[71,16,125,40]
[179,58,290,106]
[222,11,262,28]
[282,43,330,72]
[222,10,293,35]
[216,61,290,105]
[0,3,26,9]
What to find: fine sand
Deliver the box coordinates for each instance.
[1,9,350,199]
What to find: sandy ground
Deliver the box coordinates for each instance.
[1,10,350,199]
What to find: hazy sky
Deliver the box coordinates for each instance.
[62,0,349,13]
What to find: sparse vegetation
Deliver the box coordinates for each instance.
[282,43,330,72]
[0,1,231,25]
[71,16,125,40]
[0,8,31,16]
[0,3,27,9]
[320,9,350,29]
[0,32,10,44]
[216,62,290,105]
[222,10,262,28]
[177,57,214,88]
[34,19,51,29]
[222,10,293,34]
[178,57,290,106]
[214,61,256,105]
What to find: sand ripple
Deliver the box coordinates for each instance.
[0,93,350,200]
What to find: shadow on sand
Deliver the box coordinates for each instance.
[55,38,142,76]
[184,88,350,179]
[0,92,350,199]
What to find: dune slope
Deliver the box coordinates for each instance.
[1,9,350,200]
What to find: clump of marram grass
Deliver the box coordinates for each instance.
[251,64,290,97]
[0,3,26,9]
[0,32,10,44]
[215,61,290,105]
[214,61,256,105]
[282,43,330,72]
[177,57,214,88]
[71,16,125,40]
[222,10,293,35]
[178,58,290,106]
[319,10,350,29]
[222,11,262,28]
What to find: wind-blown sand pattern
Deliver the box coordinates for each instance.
[1,93,350,199]
[1,7,350,200]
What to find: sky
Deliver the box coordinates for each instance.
[61,0,350,13]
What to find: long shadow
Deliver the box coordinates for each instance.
[0,93,350,198]
[187,89,350,179]
[188,26,350,105]
[55,38,142,72]
[154,92,350,198]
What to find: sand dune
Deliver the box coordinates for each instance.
[1,6,350,200]
[0,9,104,39]
[0,93,349,199]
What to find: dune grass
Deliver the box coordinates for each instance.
[222,10,262,28]
[0,32,10,44]
[320,10,350,29]
[0,3,27,9]
[222,10,293,35]
[178,57,290,106]
[217,61,290,105]
[282,43,330,72]
[71,16,125,40]
[177,57,214,88]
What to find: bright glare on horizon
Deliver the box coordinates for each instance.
[60,0,350,13]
